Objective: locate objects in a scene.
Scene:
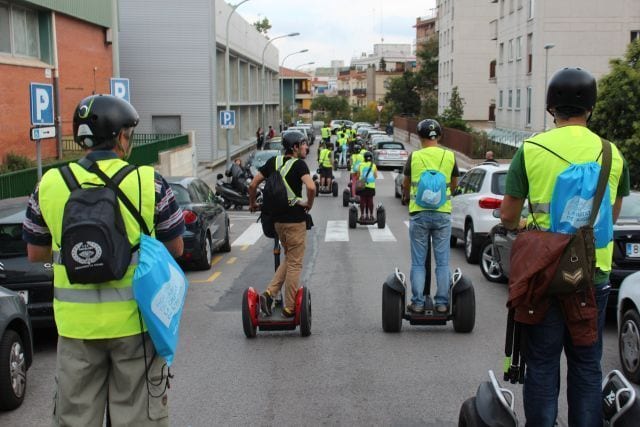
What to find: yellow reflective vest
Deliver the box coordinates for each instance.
[409,146,456,214]
[523,126,624,273]
[358,161,376,189]
[38,158,156,339]
[319,148,333,168]
[321,126,331,139]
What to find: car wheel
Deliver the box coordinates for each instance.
[464,222,480,264]
[480,239,506,283]
[619,309,640,383]
[0,329,27,410]
[220,219,231,253]
[194,233,213,270]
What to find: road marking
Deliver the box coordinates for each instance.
[226,257,237,264]
[404,220,410,228]
[367,225,397,242]
[333,171,342,179]
[231,223,263,246]
[325,220,349,242]
[212,255,223,266]
[241,245,249,251]
[191,271,221,284]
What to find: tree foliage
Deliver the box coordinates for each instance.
[253,18,272,35]
[352,101,379,124]
[438,87,469,131]
[415,36,439,119]
[590,40,640,188]
[379,57,387,72]
[383,71,421,116]
[311,95,350,119]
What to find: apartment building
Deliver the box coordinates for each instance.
[351,43,416,72]
[337,69,368,107]
[279,67,312,122]
[436,0,497,127]
[493,0,640,143]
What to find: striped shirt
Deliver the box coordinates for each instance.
[22,151,185,246]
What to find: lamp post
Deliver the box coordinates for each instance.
[280,49,308,130]
[262,32,300,138]
[543,43,555,131]
[223,0,250,168]
[291,62,314,125]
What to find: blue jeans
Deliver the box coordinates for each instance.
[523,283,611,427]
[409,211,451,307]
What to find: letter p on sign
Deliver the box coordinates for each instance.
[29,83,54,125]
[110,78,131,103]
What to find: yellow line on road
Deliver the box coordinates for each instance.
[190,271,221,284]
[226,257,237,264]
[241,245,249,251]
[212,255,223,265]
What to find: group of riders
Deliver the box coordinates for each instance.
[318,122,379,220]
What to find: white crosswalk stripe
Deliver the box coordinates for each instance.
[231,222,263,246]
[367,225,396,241]
[324,220,349,242]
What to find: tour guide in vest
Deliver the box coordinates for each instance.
[500,67,630,427]
[23,95,185,426]
[402,119,459,314]
[248,131,315,318]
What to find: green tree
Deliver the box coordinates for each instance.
[253,17,271,35]
[415,36,439,118]
[590,40,640,188]
[311,95,350,119]
[383,71,421,116]
[352,101,379,123]
[439,86,468,131]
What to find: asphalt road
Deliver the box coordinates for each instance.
[0,146,627,426]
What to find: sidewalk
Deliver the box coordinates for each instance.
[197,138,257,187]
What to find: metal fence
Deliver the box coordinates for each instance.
[1,134,188,199]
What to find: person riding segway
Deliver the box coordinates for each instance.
[342,143,365,207]
[314,142,338,197]
[348,151,386,229]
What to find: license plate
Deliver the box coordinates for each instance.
[17,290,29,304]
[627,243,640,258]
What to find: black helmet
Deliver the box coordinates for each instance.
[363,151,373,161]
[354,144,362,152]
[73,95,139,149]
[417,119,442,140]
[546,67,596,114]
[282,130,307,153]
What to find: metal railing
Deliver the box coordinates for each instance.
[1,134,188,200]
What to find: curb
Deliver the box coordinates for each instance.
[203,142,257,169]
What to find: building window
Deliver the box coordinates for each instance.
[450,59,453,85]
[508,89,513,109]
[516,88,521,110]
[489,60,496,79]
[152,116,182,134]
[516,36,522,60]
[499,90,504,108]
[527,33,533,73]
[509,0,514,13]
[528,0,535,20]
[500,0,505,18]
[631,31,640,43]
[508,39,514,62]
[0,3,41,58]
[499,43,504,64]
[526,86,532,125]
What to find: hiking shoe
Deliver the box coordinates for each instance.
[260,291,273,316]
[407,303,425,314]
[282,307,295,318]
[435,304,448,314]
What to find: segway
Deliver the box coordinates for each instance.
[312,173,338,197]
[348,202,385,229]
[381,235,475,332]
[342,178,360,207]
[241,234,312,338]
[457,370,640,426]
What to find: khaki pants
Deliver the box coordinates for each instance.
[267,221,307,311]
[53,333,169,427]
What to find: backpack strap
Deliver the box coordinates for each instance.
[59,165,81,192]
[589,138,612,227]
[78,158,151,236]
[525,141,572,165]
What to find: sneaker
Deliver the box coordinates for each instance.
[282,307,295,318]
[435,304,448,314]
[407,303,425,314]
[260,291,273,316]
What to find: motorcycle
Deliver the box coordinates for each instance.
[215,163,262,210]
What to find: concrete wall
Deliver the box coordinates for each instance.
[156,131,196,177]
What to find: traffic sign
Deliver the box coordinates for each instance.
[110,78,131,102]
[31,126,56,140]
[219,110,236,129]
[30,83,54,125]
[376,105,383,112]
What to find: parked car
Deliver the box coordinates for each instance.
[372,140,408,169]
[352,122,373,131]
[362,129,387,150]
[618,271,640,383]
[285,127,314,145]
[167,177,231,270]
[246,149,280,177]
[263,137,283,152]
[0,197,54,328]
[329,119,353,132]
[0,286,33,410]
[451,163,510,263]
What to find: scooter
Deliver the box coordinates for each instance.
[381,236,476,333]
[458,369,640,426]
[215,173,261,210]
[348,202,386,229]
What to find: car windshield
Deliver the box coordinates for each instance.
[491,171,507,195]
[169,184,192,204]
[618,193,640,220]
[264,141,283,151]
[0,223,27,256]
[378,142,403,150]
[252,151,279,168]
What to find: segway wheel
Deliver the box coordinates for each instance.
[342,189,350,207]
[377,206,386,229]
[242,288,257,338]
[382,283,403,333]
[314,181,319,196]
[332,181,339,197]
[453,286,476,333]
[458,397,489,427]
[348,206,357,229]
[299,288,312,337]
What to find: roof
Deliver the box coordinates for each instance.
[279,67,312,79]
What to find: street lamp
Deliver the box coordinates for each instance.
[280,49,308,130]
[262,32,300,138]
[223,0,250,168]
[543,43,555,131]
[291,62,314,125]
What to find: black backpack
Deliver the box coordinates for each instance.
[58,158,142,284]
[261,156,295,216]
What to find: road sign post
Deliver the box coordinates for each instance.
[30,83,55,180]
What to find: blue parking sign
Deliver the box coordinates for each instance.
[30,83,54,125]
[110,78,130,103]
[219,110,236,129]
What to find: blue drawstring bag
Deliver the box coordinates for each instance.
[133,234,188,366]
[550,161,612,248]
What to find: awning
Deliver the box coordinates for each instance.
[486,128,537,148]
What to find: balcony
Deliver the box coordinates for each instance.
[353,88,367,97]
[337,90,350,97]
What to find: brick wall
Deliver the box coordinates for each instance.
[0,13,112,165]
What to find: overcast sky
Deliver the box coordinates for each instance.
[234,0,437,70]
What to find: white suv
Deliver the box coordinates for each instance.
[451,163,510,264]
